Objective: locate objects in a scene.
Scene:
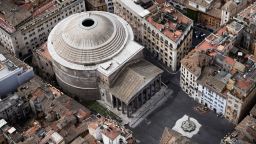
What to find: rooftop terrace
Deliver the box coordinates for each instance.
[197,21,243,52]
[87,115,133,141]
[0,57,18,80]
[0,46,32,80]
[236,2,256,24]
[0,93,23,112]
[198,66,227,96]
[146,4,192,42]
[181,49,212,77]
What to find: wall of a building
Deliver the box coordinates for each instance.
[221,10,231,26]
[225,92,242,123]
[237,87,256,123]
[53,61,100,101]
[0,67,34,97]
[32,51,55,81]
[188,1,207,12]
[0,95,30,123]
[198,13,221,29]
[0,29,15,55]
[85,0,108,11]
[180,64,200,101]
[105,0,114,12]
[200,87,227,114]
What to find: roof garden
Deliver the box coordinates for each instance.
[146,4,192,42]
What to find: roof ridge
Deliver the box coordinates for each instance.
[129,68,145,81]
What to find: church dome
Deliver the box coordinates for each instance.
[49,12,129,64]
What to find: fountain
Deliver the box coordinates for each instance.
[181,116,196,132]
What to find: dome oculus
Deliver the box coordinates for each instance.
[82,19,95,27]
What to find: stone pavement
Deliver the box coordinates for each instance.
[129,86,173,128]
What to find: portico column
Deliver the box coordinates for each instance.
[113,96,116,108]
[141,90,145,103]
[147,87,151,99]
[142,92,146,104]
[136,96,140,109]
[153,80,156,94]
[131,101,135,113]
[145,89,149,101]
[158,77,161,91]
[117,99,120,111]
[152,81,156,95]
[121,102,125,114]
[140,94,144,105]
[150,83,153,97]
[127,105,130,118]
[156,78,159,91]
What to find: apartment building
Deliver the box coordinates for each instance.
[180,50,212,102]
[105,0,114,12]
[181,21,256,123]
[85,0,107,11]
[87,115,135,144]
[0,0,85,57]
[181,50,227,115]
[0,46,34,97]
[221,104,256,144]
[169,0,249,29]
[114,0,193,71]
[234,2,256,54]
[85,0,114,12]
[32,42,55,81]
[0,94,30,124]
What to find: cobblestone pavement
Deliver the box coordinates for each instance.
[132,72,235,144]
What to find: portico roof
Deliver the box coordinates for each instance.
[110,60,163,104]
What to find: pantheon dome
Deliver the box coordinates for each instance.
[47,11,140,100]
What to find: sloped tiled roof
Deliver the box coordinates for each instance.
[110,60,163,104]
[160,127,198,144]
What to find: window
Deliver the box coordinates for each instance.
[165,40,168,46]
[147,27,151,33]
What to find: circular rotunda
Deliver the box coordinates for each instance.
[47,11,134,100]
